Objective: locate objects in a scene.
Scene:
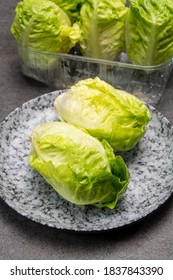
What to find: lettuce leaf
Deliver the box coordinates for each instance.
[11,0,80,68]
[29,121,130,209]
[125,0,173,65]
[50,0,85,22]
[78,0,128,60]
[54,77,150,152]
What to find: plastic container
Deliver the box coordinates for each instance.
[17,45,173,105]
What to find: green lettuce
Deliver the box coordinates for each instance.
[54,77,150,152]
[29,122,130,209]
[50,0,85,22]
[11,0,80,68]
[125,0,173,65]
[78,0,128,60]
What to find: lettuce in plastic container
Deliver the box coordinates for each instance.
[54,77,150,152]
[10,0,80,69]
[78,0,128,60]
[125,0,173,65]
[29,122,130,209]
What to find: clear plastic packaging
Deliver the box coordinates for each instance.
[17,45,173,105]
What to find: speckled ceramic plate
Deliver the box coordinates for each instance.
[0,90,173,232]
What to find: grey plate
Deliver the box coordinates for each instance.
[0,90,173,232]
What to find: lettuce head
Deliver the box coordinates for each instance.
[125,0,173,65]
[11,0,80,68]
[78,0,128,60]
[54,77,150,152]
[29,122,130,209]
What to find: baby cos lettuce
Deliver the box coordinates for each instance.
[11,0,80,68]
[125,0,173,65]
[78,0,128,60]
[29,122,130,209]
[54,77,150,152]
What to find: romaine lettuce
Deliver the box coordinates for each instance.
[78,0,128,60]
[125,0,173,65]
[29,121,130,209]
[54,77,150,151]
[11,0,80,68]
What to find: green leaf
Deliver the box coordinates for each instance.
[125,0,173,65]
[11,0,80,68]
[50,0,85,22]
[78,0,128,60]
[29,121,130,209]
[54,77,150,151]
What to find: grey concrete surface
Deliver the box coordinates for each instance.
[0,0,173,260]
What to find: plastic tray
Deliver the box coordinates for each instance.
[17,45,173,105]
